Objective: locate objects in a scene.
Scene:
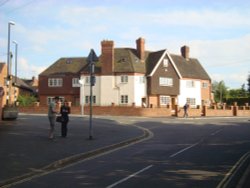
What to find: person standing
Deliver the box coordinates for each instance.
[60,101,70,138]
[48,96,60,139]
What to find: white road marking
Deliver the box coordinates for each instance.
[106,165,153,188]
[211,129,222,136]
[169,142,199,158]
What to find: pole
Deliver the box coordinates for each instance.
[13,41,18,105]
[87,49,98,140]
[89,62,95,140]
[6,21,15,105]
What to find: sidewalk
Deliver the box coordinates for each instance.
[0,114,144,187]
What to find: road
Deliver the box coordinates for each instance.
[5,116,250,188]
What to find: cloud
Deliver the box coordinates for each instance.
[150,9,250,28]
[17,57,46,78]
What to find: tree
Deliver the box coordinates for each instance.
[247,74,250,94]
[212,80,228,103]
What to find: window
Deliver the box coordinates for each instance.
[47,96,64,104]
[121,95,128,104]
[163,58,169,67]
[72,78,80,87]
[121,75,128,83]
[202,82,208,88]
[186,98,196,106]
[186,80,195,88]
[48,78,63,87]
[159,77,173,86]
[139,76,145,84]
[160,96,170,105]
[85,76,90,84]
[85,96,96,104]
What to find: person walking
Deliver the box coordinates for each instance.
[183,103,189,118]
[60,101,71,138]
[48,96,60,139]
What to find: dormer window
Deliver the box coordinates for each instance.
[66,59,72,64]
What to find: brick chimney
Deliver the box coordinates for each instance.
[181,45,190,60]
[101,40,114,75]
[136,37,145,61]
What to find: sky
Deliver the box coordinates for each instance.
[0,0,250,89]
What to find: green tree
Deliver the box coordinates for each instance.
[17,94,37,107]
[212,80,228,103]
[247,73,250,94]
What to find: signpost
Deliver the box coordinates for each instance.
[87,49,98,140]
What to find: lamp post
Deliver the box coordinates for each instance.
[12,41,18,104]
[6,21,15,105]
[87,49,98,140]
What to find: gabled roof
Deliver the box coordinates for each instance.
[39,57,88,76]
[12,76,34,92]
[146,49,166,75]
[113,48,146,73]
[170,54,211,80]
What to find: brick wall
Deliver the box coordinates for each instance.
[17,104,250,118]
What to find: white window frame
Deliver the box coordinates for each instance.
[186,98,196,106]
[72,78,80,87]
[121,75,128,83]
[84,76,90,85]
[163,58,169,67]
[121,95,128,104]
[48,78,63,87]
[85,95,96,104]
[139,76,145,84]
[186,80,195,88]
[47,96,64,104]
[159,77,173,86]
[202,82,208,88]
[160,95,170,105]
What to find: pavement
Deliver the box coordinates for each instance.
[0,114,249,188]
[0,114,149,188]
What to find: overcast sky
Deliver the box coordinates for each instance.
[0,0,250,89]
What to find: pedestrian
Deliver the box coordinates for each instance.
[48,96,60,139]
[183,103,189,118]
[60,100,71,138]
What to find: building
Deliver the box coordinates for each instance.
[38,37,211,108]
[80,38,211,108]
[38,57,88,106]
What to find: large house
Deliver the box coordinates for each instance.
[39,37,211,108]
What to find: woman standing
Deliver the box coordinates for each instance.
[60,101,71,137]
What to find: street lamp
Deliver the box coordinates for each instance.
[7,21,15,76]
[6,21,15,105]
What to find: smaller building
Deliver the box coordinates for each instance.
[38,57,88,106]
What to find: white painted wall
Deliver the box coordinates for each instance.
[80,74,147,107]
[178,79,201,107]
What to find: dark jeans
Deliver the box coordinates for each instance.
[61,121,68,137]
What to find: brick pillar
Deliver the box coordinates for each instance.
[175,105,179,117]
[202,105,207,116]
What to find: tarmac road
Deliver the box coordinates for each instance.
[0,115,250,188]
